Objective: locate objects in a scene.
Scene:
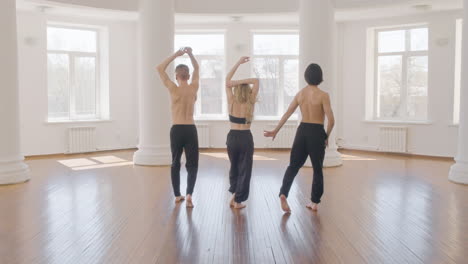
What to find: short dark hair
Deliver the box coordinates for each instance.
[304,63,323,85]
[175,64,189,72]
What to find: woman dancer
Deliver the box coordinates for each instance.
[264,63,335,212]
[225,56,259,209]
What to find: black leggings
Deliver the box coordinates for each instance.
[227,130,254,203]
[170,125,199,197]
[279,123,327,204]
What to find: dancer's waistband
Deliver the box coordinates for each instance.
[299,122,324,128]
[228,129,251,133]
[172,124,196,127]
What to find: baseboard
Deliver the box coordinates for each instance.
[340,144,455,160]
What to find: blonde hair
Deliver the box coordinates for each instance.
[233,84,256,123]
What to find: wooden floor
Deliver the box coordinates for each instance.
[0,149,467,264]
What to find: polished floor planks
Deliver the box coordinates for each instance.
[0,150,467,264]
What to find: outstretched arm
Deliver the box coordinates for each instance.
[264,95,299,140]
[156,48,185,91]
[184,47,199,87]
[323,93,335,146]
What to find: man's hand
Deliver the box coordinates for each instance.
[175,48,185,57]
[325,139,329,148]
[183,47,193,55]
[263,130,278,140]
[238,56,250,64]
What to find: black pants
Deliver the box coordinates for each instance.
[170,125,199,197]
[279,123,327,204]
[227,130,254,203]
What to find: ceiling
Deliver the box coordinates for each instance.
[20,0,463,11]
[16,0,463,22]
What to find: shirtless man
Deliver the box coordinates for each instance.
[156,47,199,208]
[264,63,335,213]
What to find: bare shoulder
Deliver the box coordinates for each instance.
[295,88,305,101]
[319,90,330,100]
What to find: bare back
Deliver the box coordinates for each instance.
[229,100,255,130]
[170,83,197,125]
[296,86,327,124]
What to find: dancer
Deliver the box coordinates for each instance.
[225,56,259,209]
[264,63,335,212]
[156,47,199,208]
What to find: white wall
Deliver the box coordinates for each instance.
[16,8,464,157]
[338,10,463,157]
[17,11,138,156]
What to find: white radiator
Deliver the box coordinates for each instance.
[264,124,297,148]
[197,124,210,148]
[378,126,407,153]
[68,127,97,153]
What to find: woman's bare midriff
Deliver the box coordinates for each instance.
[230,123,251,130]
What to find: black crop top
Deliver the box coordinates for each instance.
[229,115,250,124]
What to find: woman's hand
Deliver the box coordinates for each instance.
[263,130,278,140]
[226,80,234,88]
[238,56,250,64]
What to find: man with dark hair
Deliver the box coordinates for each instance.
[264,63,335,213]
[156,47,199,208]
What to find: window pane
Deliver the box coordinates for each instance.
[253,34,299,55]
[174,34,224,55]
[200,59,223,114]
[377,56,402,118]
[48,54,70,119]
[283,59,299,111]
[74,57,96,118]
[47,27,97,52]
[378,30,405,53]
[253,58,279,116]
[410,28,428,51]
[407,56,428,119]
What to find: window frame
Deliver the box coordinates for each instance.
[453,19,463,125]
[250,31,300,119]
[372,25,429,121]
[47,24,102,122]
[174,32,227,120]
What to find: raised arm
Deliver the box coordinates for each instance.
[184,47,199,87]
[225,56,251,100]
[228,78,260,99]
[264,95,300,140]
[156,48,185,91]
[322,93,335,146]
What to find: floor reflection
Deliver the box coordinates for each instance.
[201,152,278,161]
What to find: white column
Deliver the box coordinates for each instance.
[133,0,174,165]
[300,0,342,167]
[449,0,468,184]
[0,0,30,184]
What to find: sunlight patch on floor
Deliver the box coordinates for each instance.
[58,155,133,171]
[341,154,377,161]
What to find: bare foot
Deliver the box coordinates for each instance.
[229,194,236,207]
[175,196,185,203]
[233,202,246,209]
[186,195,194,208]
[280,195,291,213]
[306,202,318,211]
